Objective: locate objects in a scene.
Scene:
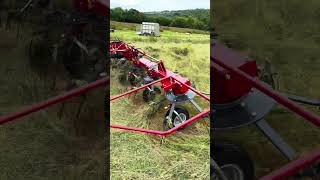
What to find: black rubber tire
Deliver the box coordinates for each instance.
[142,86,161,102]
[211,141,254,180]
[127,67,145,86]
[111,52,123,59]
[128,73,136,86]
[163,106,189,130]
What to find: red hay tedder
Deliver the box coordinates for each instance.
[211,40,320,180]
[109,40,210,135]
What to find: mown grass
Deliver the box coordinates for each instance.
[0,26,105,179]
[213,0,320,178]
[111,27,209,44]
[111,21,210,35]
[110,28,210,179]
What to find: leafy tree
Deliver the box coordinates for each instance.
[111,7,125,21]
[156,16,171,26]
[110,8,210,30]
[124,9,145,23]
[170,17,188,28]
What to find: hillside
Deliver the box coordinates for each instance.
[110,21,209,35]
[144,9,209,22]
[111,8,210,30]
[144,8,209,15]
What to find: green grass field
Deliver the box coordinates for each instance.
[111,21,209,35]
[0,26,105,179]
[110,24,210,179]
[213,0,320,178]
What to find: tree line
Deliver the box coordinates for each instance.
[111,8,210,31]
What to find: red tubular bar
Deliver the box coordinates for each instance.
[211,58,320,127]
[110,75,210,135]
[260,147,320,180]
[110,109,210,136]
[174,78,210,101]
[111,77,169,101]
[211,48,320,179]
[0,77,109,125]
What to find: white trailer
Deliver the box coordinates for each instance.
[136,22,160,36]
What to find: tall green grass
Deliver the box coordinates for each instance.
[111,28,209,44]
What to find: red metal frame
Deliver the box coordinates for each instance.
[260,147,320,180]
[110,76,210,136]
[110,40,210,135]
[111,77,168,101]
[211,57,320,127]
[0,77,108,125]
[211,50,320,178]
[111,110,210,135]
[212,43,258,104]
[110,41,192,95]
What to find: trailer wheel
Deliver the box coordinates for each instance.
[163,106,189,130]
[143,86,161,102]
[211,141,254,180]
[128,73,142,86]
[128,73,135,85]
[128,70,144,86]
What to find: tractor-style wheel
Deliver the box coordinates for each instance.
[211,141,254,180]
[163,106,189,130]
[142,86,161,102]
[128,73,137,86]
[128,71,144,87]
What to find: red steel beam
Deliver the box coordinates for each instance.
[110,77,169,101]
[173,78,210,101]
[0,77,109,125]
[110,109,210,135]
[211,58,320,127]
[260,147,320,180]
[110,75,210,135]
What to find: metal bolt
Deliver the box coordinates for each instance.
[225,74,231,80]
[251,112,257,116]
[240,102,246,107]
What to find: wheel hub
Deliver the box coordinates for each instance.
[212,88,275,129]
[173,113,187,127]
[220,164,244,180]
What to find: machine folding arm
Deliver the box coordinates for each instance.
[211,57,320,127]
[110,76,210,136]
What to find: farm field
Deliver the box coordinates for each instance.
[110,23,210,179]
[213,0,320,178]
[0,26,105,179]
[111,21,209,35]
